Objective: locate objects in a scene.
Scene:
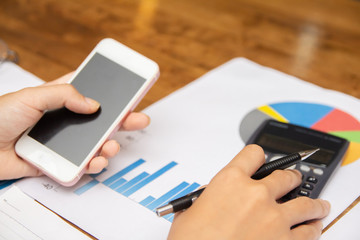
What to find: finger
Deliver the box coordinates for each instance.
[172,211,184,221]
[18,164,43,178]
[19,84,100,114]
[86,156,108,174]
[0,155,43,180]
[259,169,302,199]
[121,112,150,131]
[225,144,265,176]
[100,140,120,159]
[291,220,323,240]
[282,197,330,226]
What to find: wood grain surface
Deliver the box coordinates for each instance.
[1,0,359,237]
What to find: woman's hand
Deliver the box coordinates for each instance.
[0,73,150,180]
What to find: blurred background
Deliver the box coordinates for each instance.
[0,0,359,110]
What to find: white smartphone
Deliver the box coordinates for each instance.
[15,38,159,186]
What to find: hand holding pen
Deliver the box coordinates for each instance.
[166,145,330,240]
[157,148,319,216]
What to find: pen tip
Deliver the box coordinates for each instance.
[299,148,320,160]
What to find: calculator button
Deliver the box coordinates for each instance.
[313,168,324,176]
[307,176,318,184]
[302,183,314,190]
[300,164,311,172]
[298,190,310,197]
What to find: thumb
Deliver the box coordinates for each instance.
[19,83,100,114]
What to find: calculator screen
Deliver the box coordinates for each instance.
[256,133,335,166]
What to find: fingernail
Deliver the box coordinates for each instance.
[292,169,302,177]
[85,97,100,109]
[145,114,151,125]
[321,199,331,212]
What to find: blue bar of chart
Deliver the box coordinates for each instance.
[115,172,150,193]
[139,196,156,206]
[0,179,19,190]
[74,179,99,195]
[73,158,201,222]
[103,159,145,186]
[122,161,178,197]
[74,169,107,195]
[146,181,189,210]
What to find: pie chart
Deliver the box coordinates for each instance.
[239,102,360,166]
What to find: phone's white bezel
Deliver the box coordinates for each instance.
[15,38,159,186]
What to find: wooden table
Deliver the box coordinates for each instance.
[1,0,359,236]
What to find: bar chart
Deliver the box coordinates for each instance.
[74,158,201,222]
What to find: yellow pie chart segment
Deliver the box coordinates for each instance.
[341,142,360,166]
[258,105,289,123]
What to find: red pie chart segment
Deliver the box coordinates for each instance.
[311,109,360,132]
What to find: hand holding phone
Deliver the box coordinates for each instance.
[15,38,159,186]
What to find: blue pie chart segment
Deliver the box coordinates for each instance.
[269,102,334,128]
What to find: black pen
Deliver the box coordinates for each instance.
[155,148,320,217]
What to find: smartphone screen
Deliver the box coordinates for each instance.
[29,53,146,166]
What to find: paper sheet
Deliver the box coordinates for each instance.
[0,186,91,239]
[322,201,360,239]
[0,62,43,96]
[0,62,44,195]
[14,58,360,239]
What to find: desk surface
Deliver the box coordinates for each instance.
[0,0,359,235]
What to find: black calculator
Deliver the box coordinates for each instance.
[246,120,349,200]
